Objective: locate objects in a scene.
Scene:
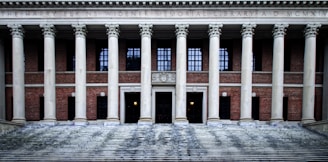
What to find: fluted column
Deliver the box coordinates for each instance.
[8,24,25,123]
[175,24,189,124]
[72,24,87,124]
[40,24,57,123]
[207,24,223,124]
[0,39,5,120]
[271,24,288,122]
[105,24,120,125]
[240,23,256,121]
[139,24,153,124]
[302,24,321,124]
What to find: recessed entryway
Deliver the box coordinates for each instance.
[187,92,203,123]
[219,96,231,119]
[155,92,172,123]
[97,96,107,119]
[252,97,260,120]
[125,92,140,123]
[68,96,75,120]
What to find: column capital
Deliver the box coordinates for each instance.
[7,24,24,38]
[175,24,189,37]
[40,24,56,37]
[208,24,223,38]
[273,24,288,38]
[105,24,120,38]
[241,23,256,38]
[72,24,87,37]
[304,23,321,38]
[139,24,153,37]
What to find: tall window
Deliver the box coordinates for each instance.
[98,48,108,71]
[188,48,202,71]
[66,41,75,71]
[126,48,141,71]
[157,48,171,71]
[219,48,229,71]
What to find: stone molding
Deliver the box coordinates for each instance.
[1,0,327,8]
[7,24,24,38]
[304,23,321,38]
[139,24,152,37]
[273,24,288,38]
[152,72,176,84]
[40,24,56,37]
[208,24,223,38]
[105,24,119,38]
[72,24,87,37]
[175,24,189,37]
[241,23,256,38]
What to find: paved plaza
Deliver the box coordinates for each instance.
[0,122,328,161]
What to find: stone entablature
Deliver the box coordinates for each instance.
[0,0,327,8]
[152,72,176,85]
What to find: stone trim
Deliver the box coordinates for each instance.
[0,0,327,8]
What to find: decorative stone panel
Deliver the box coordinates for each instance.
[152,72,176,84]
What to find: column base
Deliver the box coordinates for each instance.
[270,118,284,126]
[207,118,223,127]
[301,119,316,124]
[138,118,153,125]
[238,118,255,126]
[41,119,58,126]
[174,118,189,126]
[104,118,120,126]
[74,118,88,126]
[12,118,26,124]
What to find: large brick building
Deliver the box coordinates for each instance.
[0,0,327,125]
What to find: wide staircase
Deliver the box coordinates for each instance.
[0,122,328,161]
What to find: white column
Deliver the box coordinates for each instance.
[302,24,321,124]
[105,24,120,125]
[175,24,189,124]
[271,24,288,122]
[0,39,5,120]
[8,24,25,123]
[240,23,256,121]
[138,24,152,124]
[207,24,222,124]
[322,39,328,120]
[40,24,56,123]
[72,24,87,124]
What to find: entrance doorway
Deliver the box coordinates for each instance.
[187,92,203,123]
[125,92,140,123]
[155,92,172,123]
[252,97,260,120]
[219,96,231,119]
[39,96,44,120]
[97,96,107,119]
[68,97,75,120]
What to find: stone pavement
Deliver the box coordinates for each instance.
[0,122,328,161]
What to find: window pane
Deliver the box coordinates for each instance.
[188,48,202,71]
[126,48,141,71]
[157,48,171,71]
[219,48,229,71]
[99,48,108,71]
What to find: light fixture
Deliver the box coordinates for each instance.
[100,92,106,97]
[252,92,256,97]
[71,92,75,97]
[133,101,138,106]
[190,101,194,106]
[222,92,227,97]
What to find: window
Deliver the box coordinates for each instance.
[38,41,44,71]
[126,48,141,71]
[66,41,75,71]
[98,48,108,71]
[188,48,202,71]
[157,48,171,71]
[219,48,229,71]
[253,41,262,71]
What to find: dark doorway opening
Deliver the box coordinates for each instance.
[155,92,172,123]
[97,96,107,119]
[40,97,44,120]
[68,97,75,120]
[252,97,260,120]
[283,97,288,121]
[187,92,203,123]
[219,96,231,119]
[125,92,140,123]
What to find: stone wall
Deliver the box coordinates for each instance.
[0,120,23,136]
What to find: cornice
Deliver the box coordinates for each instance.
[0,0,328,9]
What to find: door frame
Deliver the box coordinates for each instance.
[186,86,207,124]
[120,86,141,124]
[152,86,175,123]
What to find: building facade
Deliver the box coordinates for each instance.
[0,0,328,125]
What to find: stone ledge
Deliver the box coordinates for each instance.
[303,120,328,137]
[0,120,24,136]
